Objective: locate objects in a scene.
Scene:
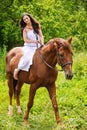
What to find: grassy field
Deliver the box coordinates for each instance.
[0,52,87,130]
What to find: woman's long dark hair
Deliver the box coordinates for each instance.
[20,12,40,36]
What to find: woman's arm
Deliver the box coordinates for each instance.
[23,29,38,43]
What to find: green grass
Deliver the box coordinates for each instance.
[0,52,87,130]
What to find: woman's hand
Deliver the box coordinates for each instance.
[35,40,39,44]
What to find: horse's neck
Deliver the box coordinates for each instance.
[41,46,57,67]
[46,53,57,67]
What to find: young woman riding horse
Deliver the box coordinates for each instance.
[6,36,73,125]
[14,12,44,80]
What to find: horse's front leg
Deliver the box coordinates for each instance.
[16,81,23,114]
[24,84,37,125]
[47,83,62,124]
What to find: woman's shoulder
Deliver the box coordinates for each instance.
[23,27,33,33]
[23,27,27,32]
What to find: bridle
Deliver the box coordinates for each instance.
[38,48,73,70]
[57,51,73,69]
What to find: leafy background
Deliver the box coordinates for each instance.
[0,0,87,130]
[0,0,87,50]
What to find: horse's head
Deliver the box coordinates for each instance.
[54,37,73,80]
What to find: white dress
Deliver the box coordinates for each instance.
[18,30,41,71]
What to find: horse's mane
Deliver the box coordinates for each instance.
[39,39,57,54]
[40,38,73,55]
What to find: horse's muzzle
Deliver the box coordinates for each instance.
[65,73,73,80]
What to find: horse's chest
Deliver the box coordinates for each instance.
[37,68,57,78]
[29,66,58,85]
[47,71,57,80]
[40,69,57,86]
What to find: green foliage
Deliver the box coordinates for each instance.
[0,46,7,80]
[0,0,87,50]
[73,52,87,79]
[0,52,87,129]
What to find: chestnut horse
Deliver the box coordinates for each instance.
[6,37,73,125]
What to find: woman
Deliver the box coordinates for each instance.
[14,12,44,80]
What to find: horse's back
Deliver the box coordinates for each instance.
[6,46,58,86]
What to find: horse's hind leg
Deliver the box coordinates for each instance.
[15,81,23,114]
[47,83,62,124]
[7,73,14,116]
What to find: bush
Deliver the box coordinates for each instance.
[0,0,87,50]
[0,46,7,80]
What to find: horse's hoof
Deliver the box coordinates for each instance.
[16,106,22,114]
[8,111,13,116]
[57,118,62,125]
[24,120,29,127]
[59,121,62,125]
[8,105,13,116]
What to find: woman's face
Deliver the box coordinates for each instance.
[23,15,31,25]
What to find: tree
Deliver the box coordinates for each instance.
[0,0,87,50]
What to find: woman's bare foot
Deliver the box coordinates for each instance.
[14,68,19,80]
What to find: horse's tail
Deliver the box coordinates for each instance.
[6,52,17,98]
[6,51,16,73]
[13,79,18,98]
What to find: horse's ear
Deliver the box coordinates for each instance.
[54,38,63,48]
[54,42,58,49]
[68,37,72,44]
[54,42,62,50]
[42,44,51,52]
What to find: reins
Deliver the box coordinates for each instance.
[38,50,56,70]
[38,49,64,71]
[34,31,57,70]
